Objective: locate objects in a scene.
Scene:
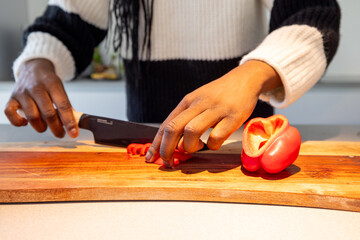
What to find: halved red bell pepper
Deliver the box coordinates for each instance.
[241,114,301,174]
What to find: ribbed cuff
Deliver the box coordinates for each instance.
[12,32,75,82]
[240,25,327,108]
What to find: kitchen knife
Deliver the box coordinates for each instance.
[17,109,158,146]
[73,111,208,151]
[19,109,208,150]
[73,111,159,147]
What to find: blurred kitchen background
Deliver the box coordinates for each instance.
[0,0,359,125]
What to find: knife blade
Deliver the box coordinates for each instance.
[74,111,159,147]
[74,111,209,151]
[19,109,208,150]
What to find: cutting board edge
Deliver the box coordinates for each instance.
[1,187,359,212]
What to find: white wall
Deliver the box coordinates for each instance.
[323,1,360,82]
[275,83,360,125]
[0,0,28,80]
[27,0,48,24]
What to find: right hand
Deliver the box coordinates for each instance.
[4,58,79,138]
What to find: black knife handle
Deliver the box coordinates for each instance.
[78,113,90,130]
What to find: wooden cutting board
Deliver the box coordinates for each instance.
[0,140,359,212]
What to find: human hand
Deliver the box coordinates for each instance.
[4,58,79,138]
[145,60,281,167]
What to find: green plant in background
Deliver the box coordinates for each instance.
[91,47,119,80]
[93,47,102,64]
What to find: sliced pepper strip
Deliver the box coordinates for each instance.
[241,114,301,174]
[126,143,192,167]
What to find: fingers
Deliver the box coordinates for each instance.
[160,107,204,167]
[177,136,204,153]
[207,116,243,150]
[5,58,78,139]
[29,87,66,138]
[146,100,189,164]
[145,101,196,166]
[5,66,77,138]
[181,109,222,153]
[16,93,48,133]
[146,103,240,167]
[48,80,78,138]
[4,99,28,126]
[147,107,224,167]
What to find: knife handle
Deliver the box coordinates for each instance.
[72,110,92,130]
[72,110,84,126]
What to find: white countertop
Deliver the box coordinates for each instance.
[1,201,359,240]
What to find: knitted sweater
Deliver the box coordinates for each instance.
[13,0,341,123]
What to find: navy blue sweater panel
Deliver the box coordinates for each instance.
[24,6,108,77]
[270,0,341,64]
[124,58,273,123]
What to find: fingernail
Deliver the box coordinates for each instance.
[145,152,152,162]
[163,158,173,168]
[163,161,171,168]
[69,128,78,138]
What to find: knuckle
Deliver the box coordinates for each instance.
[209,133,225,143]
[29,84,45,96]
[56,100,72,111]
[181,94,192,107]
[184,125,200,138]
[12,88,26,98]
[4,105,14,117]
[157,126,165,136]
[157,122,169,136]
[208,133,226,150]
[164,120,180,136]
[42,109,58,121]
[27,113,41,123]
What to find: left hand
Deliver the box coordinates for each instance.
[145,60,282,167]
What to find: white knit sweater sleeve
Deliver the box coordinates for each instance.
[12,0,109,82]
[240,24,326,109]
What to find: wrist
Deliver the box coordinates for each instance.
[235,60,282,96]
[18,58,56,83]
[24,58,55,72]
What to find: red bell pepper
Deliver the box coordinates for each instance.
[241,114,301,174]
[127,143,192,167]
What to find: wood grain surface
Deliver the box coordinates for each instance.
[0,140,359,212]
